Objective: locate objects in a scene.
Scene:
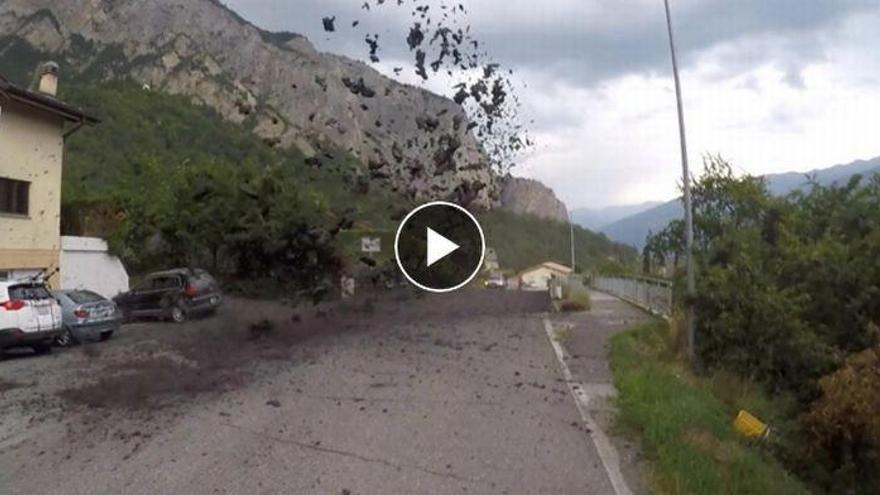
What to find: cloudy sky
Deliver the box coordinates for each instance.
[224,0,880,209]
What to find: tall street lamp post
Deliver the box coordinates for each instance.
[569,210,576,273]
[663,0,697,366]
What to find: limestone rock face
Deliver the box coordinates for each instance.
[499,177,569,222]
[0,0,498,206]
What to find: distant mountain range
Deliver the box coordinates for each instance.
[570,202,664,231]
[596,156,880,249]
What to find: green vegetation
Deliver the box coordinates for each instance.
[804,347,880,492]
[56,82,627,295]
[644,156,880,492]
[58,83,405,294]
[611,319,811,495]
[560,278,591,312]
[478,208,636,273]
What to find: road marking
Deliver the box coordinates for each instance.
[543,318,633,495]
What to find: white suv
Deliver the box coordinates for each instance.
[0,280,63,356]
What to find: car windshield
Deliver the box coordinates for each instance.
[67,290,105,304]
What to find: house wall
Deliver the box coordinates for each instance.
[520,267,548,288]
[520,267,558,289]
[0,98,65,286]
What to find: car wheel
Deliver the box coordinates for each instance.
[99,330,114,342]
[32,343,52,355]
[56,327,79,347]
[169,305,187,324]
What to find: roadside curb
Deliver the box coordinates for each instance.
[543,317,634,495]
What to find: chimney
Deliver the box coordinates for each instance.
[36,62,59,96]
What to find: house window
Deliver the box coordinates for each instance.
[0,177,30,216]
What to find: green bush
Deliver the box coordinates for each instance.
[646,156,880,489]
[648,157,880,397]
[804,347,880,493]
[560,278,591,312]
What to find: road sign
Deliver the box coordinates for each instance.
[361,237,381,253]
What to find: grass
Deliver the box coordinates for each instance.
[610,318,812,494]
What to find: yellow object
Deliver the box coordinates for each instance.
[734,410,770,440]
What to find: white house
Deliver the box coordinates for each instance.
[516,261,573,290]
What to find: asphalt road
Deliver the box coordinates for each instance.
[0,289,645,494]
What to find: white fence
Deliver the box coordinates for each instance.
[593,276,673,317]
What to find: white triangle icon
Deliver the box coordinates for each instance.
[426,227,460,267]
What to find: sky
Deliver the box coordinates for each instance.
[224,0,880,209]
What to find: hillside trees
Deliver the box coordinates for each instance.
[644,156,880,491]
[69,157,342,294]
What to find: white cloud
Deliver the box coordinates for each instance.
[516,7,880,208]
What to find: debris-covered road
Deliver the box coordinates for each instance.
[0,289,641,494]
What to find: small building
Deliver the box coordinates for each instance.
[517,261,573,290]
[0,64,98,287]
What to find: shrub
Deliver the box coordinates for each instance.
[560,278,591,312]
[804,347,880,493]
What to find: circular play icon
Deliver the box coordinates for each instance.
[394,201,486,293]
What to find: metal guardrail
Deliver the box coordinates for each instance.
[593,276,673,317]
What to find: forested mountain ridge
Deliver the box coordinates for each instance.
[601,156,880,249]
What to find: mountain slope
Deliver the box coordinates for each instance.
[55,82,629,274]
[0,0,496,206]
[479,209,636,273]
[601,156,880,249]
[600,201,683,249]
[499,177,568,222]
[571,201,663,231]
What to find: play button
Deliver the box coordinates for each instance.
[395,201,486,293]
[426,227,460,267]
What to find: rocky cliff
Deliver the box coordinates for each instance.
[499,177,569,222]
[0,0,497,206]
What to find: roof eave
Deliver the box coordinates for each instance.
[2,86,99,125]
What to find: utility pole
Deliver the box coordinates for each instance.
[569,210,576,272]
[663,0,697,366]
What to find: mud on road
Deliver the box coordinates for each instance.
[0,288,627,494]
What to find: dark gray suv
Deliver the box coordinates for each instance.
[113,268,222,323]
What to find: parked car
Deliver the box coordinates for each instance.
[484,272,506,289]
[51,289,121,346]
[0,280,63,356]
[113,268,222,323]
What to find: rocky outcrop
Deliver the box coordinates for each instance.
[0,0,497,206]
[499,177,568,222]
